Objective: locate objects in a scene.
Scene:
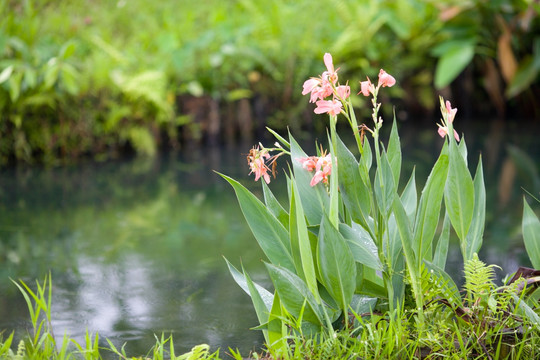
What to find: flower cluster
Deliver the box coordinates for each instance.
[358,69,396,97]
[437,99,460,141]
[297,151,332,187]
[301,53,350,116]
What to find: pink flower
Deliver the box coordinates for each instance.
[359,78,374,97]
[302,78,320,96]
[445,100,457,124]
[336,85,350,100]
[437,124,460,141]
[297,156,318,172]
[322,53,338,84]
[314,99,343,116]
[247,146,272,184]
[310,154,332,186]
[377,69,396,88]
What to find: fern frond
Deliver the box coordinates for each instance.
[463,253,499,305]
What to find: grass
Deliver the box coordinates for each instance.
[2,274,539,359]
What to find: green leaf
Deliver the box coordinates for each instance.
[0,65,13,84]
[290,178,319,300]
[359,136,373,185]
[393,196,418,280]
[225,260,273,344]
[262,181,289,229]
[424,260,461,306]
[60,64,80,95]
[266,127,290,149]
[444,140,474,242]
[336,133,371,228]
[290,133,328,225]
[220,174,295,272]
[339,222,382,271]
[433,213,450,269]
[464,157,485,262]
[401,169,417,224]
[522,199,540,269]
[224,258,273,311]
[267,293,288,353]
[506,48,540,98]
[414,146,449,262]
[265,263,324,325]
[435,42,475,88]
[513,294,540,332]
[387,115,402,187]
[374,149,396,217]
[43,62,59,89]
[318,215,356,313]
[8,71,22,102]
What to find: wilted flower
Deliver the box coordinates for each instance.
[247,145,273,184]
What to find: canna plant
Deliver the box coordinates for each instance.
[220,53,540,354]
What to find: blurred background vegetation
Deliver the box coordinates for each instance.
[0,0,538,165]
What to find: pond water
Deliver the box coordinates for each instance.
[0,119,539,356]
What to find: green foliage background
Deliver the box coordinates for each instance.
[0,0,538,165]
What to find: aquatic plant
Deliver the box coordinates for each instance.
[222,53,540,358]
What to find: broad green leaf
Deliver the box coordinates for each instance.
[61,64,80,95]
[224,258,273,311]
[374,149,395,217]
[359,136,372,186]
[435,42,475,88]
[290,133,328,225]
[267,293,288,353]
[290,178,319,300]
[387,215,406,306]
[512,294,540,332]
[8,71,22,102]
[318,215,356,313]
[243,266,271,328]
[339,222,382,271]
[414,147,449,262]
[522,199,540,269]
[387,116,402,187]
[393,196,419,289]
[444,140,474,242]
[350,295,378,316]
[357,266,387,298]
[401,169,417,224]
[433,213,450,269]
[265,263,324,325]
[458,137,468,166]
[506,51,540,98]
[464,158,485,262]
[220,174,295,272]
[44,62,60,89]
[0,65,13,84]
[336,134,371,228]
[262,181,289,229]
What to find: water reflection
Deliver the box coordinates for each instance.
[0,122,539,356]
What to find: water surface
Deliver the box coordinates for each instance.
[0,121,539,356]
